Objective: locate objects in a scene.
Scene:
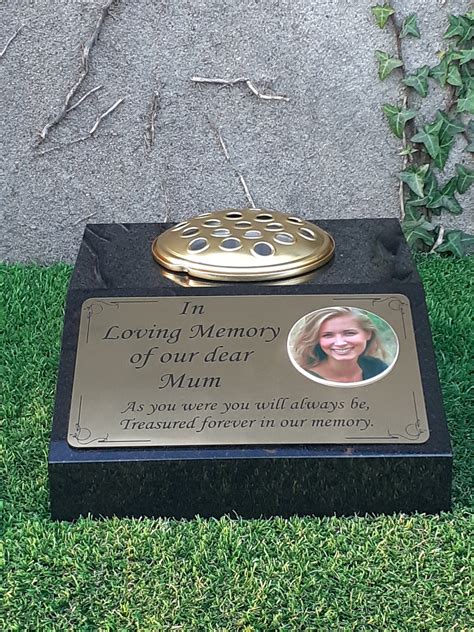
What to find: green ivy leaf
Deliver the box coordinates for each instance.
[406,196,429,208]
[423,169,440,202]
[402,210,435,248]
[455,164,474,194]
[458,21,474,44]
[433,196,462,215]
[406,169,439,208]
[443,16,461,39]
[400,14,420,38]
[429,57,448,86]
[399,164,429,197]
[459,59,474,78]
[460,80,474,102]
[421,177,455,216]
[403,204,422,222]
[382,104,417,138]
[436,230,474,256]
[465,120,474,152]
[427,178,463,214]
[375,50,403,80]
[402,65,430,96]
[442,177,458,197]
[426,111,465,169]
[452,49,474,64]
[443,49,462,65]
[457,87,474,114]
[411,119,443,159]
[435,110,465,138]
[444,15,473,43]
[433,134,455,170]
[446,63,463,87]
[371,4,395,28]
[407,195,436,211]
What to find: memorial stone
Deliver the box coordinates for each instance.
[49,216,452,520]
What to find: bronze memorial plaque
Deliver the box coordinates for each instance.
[68,294,429,447]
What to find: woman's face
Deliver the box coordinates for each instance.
[317,315,371,361]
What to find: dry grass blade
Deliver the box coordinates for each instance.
[192,76,249,86]
[207,117,230,162]
[430,225,445,253]
[72,212,97,226]
[35,135,91,155]
[160,181,171,223]
[89,98,124,135]
[66,85,103,113]
[237,172,256,208]
[245,79,289,101]
[207,117,256,208]
[36,98,123,155]
[192,76,289,102]
[38,0,117,142]
[145,89,161,150]
[0,26,22,58]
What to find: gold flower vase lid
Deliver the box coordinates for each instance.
[152,208,335,282]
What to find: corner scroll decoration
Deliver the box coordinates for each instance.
[70,396,152,446]
[333,295,408,339]
[371,297,408,340]
[388,391,425,441]
[346,391,426,442]
[84,300,119,343]
[70,395,109,445]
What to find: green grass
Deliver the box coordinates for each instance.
[1,258,473,630]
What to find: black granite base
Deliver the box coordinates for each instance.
[49,219,452,520]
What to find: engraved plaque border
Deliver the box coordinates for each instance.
[67,294,429,448]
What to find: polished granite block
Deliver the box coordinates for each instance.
[49,220,452,520]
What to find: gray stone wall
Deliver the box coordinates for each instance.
[1,0,471,262]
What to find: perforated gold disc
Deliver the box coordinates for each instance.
[152,208,335,281]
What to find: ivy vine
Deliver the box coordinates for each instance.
[372,4,473,256]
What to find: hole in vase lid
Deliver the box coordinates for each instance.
[251,242,275,257]
[298,227,315,240]
[220,238,242,251]
[172,221,189,231]
[274,232,295,245]
[226,211,243,219]
[188,238,209,252]
[234,220,253,229]
[181,227,200,237]
[211,228,231,237]
[243,230,262,239]
[265,222,284,231]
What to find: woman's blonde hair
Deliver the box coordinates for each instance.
[291,307,387,369]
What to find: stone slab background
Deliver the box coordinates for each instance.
[1,0,472,263]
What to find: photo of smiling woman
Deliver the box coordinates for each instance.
[288,307,399,386]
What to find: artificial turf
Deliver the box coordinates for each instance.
[1,257,473,630]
